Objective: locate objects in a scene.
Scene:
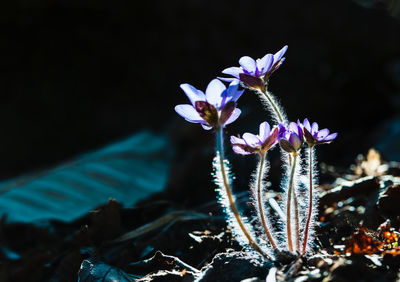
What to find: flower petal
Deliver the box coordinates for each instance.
[243,133,261,147]
[180,84,206,106]
[217,77,238,83]
[257,54,274,75]
[311,122,319,135]
[317,128,330,139]
[224,108,241,126]
[273,45,288,64]
[278,123,288,138]
[239,56,257,75]
[230,135,246,145]
[232,145,251,155]
[303,118,311,132]
[224,80,244,104]
[259,121,271,142]
[324,132,338,141]
[222,67,242,78]
[289,122,301,137]
[205,79,226,108]
[201,123,212,130]
[174,104,203,123]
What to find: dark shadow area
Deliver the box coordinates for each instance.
[0,0,398,180]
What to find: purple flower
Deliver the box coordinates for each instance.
[174,79,244,130]
[230,122,279,155]
[279,122,304,153]
[220,45,288,91]
[301,118,338,146]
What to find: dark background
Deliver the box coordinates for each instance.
[0,0,399,181]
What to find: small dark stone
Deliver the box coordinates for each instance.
[198,251,272,282]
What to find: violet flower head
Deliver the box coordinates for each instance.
[174,79,244,130]
[279,122,304,154]
[220,45,288,91]
[230,122,279,155]
[301,118,338,147]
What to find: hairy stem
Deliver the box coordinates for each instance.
[255,89,285,124]
[216,128,271,260]
[286,153,297,252]
[289,154,301,252]
[263,90,284,123]
[255,87,301,253]
[256,153,278,249]
[302,146,314,254]
[293,186,300,252]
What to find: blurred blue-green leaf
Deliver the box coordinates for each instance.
[0,131,171,223]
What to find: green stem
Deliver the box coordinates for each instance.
[216,128,271,260]
[302,147,314,255]
[257,153,278,249]
[286,153,297,252]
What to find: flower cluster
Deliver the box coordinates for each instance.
[231,119,337,156]
[174,45,339,261]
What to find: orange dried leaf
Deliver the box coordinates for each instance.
[383,247,400,257]
[344,226,383,255]
[378,220,399,248]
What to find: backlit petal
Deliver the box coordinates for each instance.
[224,108,241,126]
[303,118,311,132]
[174,104,203,123]
[324,132,338,141]
[201,123,212,130]
[205,79,226,107]
[273,45,288,64]
[180,84,206,106]
[222,67,242,78]
[257,54,274,75]
[239,56,257,75]
[230,135,246,145]
[259,121,271,142]
[232,145,251,155]
[243,133,261,147]
[317,128,330,139]
[311,122,319,135]
[224,80,244,105]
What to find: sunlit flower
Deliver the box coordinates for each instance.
[279,122,304,153]
[301,118,338,147]
[174,79,243,130]
[230,122,279,155]
[220,45,288,91]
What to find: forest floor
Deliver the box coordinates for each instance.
[1,149,400,281]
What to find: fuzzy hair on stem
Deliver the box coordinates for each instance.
[252,87,305,253]
[301,146,319,254]
[255,89,287,125]
[214,128,272,260]
[250,153,278,250]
